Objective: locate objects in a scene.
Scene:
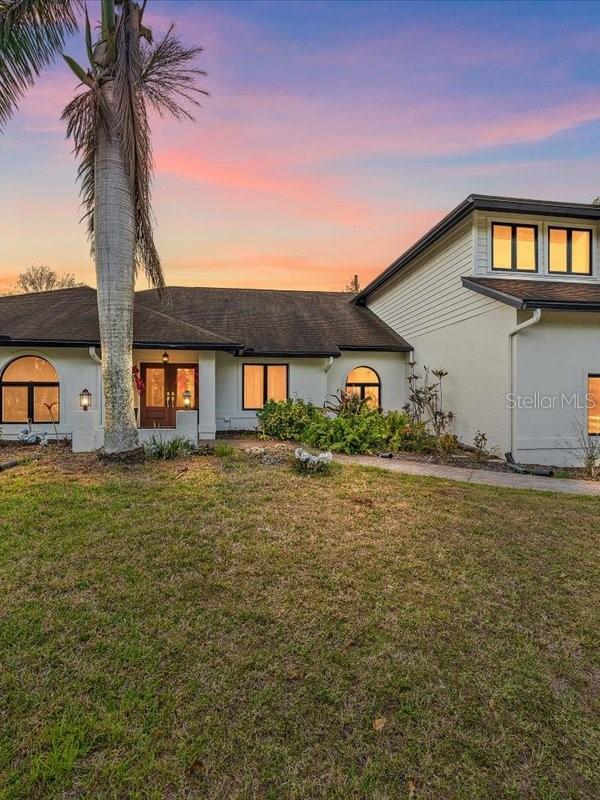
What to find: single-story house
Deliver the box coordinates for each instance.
[0,285,410,451]
[1,194,599,465]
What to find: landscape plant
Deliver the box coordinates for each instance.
[144,434,196,460]
[405,362,454,436]
[559,417,600,479]
[0,0,206,457]
[258,399,438,455]
[293,447,332,475]
[303,409,389,454]
[43,400,60,442]
[324,389,370,417]
[473,430,489,461]
[257,398,320,440]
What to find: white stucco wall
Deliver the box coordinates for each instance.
[513,311,600,466]
[215,350,406,432]
[0,346,101,442]
[366,219,517,451]
[1,346,406,444]
[326,351,407,411]
[396,303,516,451]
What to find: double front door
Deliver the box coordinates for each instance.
[139,363,198,429]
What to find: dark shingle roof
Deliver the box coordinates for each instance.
[0,285,410,355]
[462,277,600,310]
[355,194,600,303]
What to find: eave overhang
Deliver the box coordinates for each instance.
[461,277,600,312]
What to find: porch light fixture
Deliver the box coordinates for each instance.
[79,388,92,411]
[182,389,192,408]
[162,351,169,364]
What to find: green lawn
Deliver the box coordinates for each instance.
[0,448,598,799]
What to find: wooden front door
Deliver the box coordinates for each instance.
[139,363,198,429]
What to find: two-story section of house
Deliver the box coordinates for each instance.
[355,195,600,466]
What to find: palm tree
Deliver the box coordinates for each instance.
[0,0,206,455]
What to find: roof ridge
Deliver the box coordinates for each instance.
[2,285,94,299]
[137,286,353,297]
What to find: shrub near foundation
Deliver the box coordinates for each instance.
[257,398,321,440]
[303,410,388,455]
[257,400,437,455]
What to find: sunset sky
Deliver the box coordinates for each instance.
[2,0,600,292]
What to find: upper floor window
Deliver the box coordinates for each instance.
[0,356,59,424]
[492,223,537,272]
[242,363,288,410]
[548,227,591,275]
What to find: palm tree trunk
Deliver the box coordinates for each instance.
[94,85,139,454]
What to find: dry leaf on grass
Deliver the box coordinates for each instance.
[372,717,386,731]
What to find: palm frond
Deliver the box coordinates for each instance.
[141,23,207,121]
[113,0,163,290]
[0,0,81,129]
[61,83,107,246]
[62,2,207,296]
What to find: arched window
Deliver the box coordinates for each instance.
[0,356,59,423]
[345,366,381,408]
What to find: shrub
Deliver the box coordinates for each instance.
[258,400,440,456]
[437,433,459,457]
[324,389,370,417]
[472,430,489,461]
[384,412,436,454]
[405,362,454,436]
[213,442,236,458]
[558,418,600,480]
[144,435,196,460]
[257,398,321,440]
[293,447,333,475]
[304,410,388,454]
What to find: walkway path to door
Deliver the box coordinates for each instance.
[225,438,600,497]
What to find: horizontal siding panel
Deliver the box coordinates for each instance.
[387,292,498,338]
[402,298,500,340]
[368,222,497,340]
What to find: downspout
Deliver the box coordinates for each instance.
[88,346,101,364]
[88,346,103,426]
[322,356,334,407]
[508,308,542,455]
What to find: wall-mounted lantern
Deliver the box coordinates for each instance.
[79,388,92,411]
[182,389,192,408]
[162,351,169,364]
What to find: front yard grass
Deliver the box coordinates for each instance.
[0,449,598,799]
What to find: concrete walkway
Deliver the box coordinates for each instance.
[334,454,600,497]
[227,439,600,497]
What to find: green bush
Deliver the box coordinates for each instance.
[256,398,321,440]
[304,411,388,455]
[144,435,196,460]
[257,400,439,456]
[385,412,436,453]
